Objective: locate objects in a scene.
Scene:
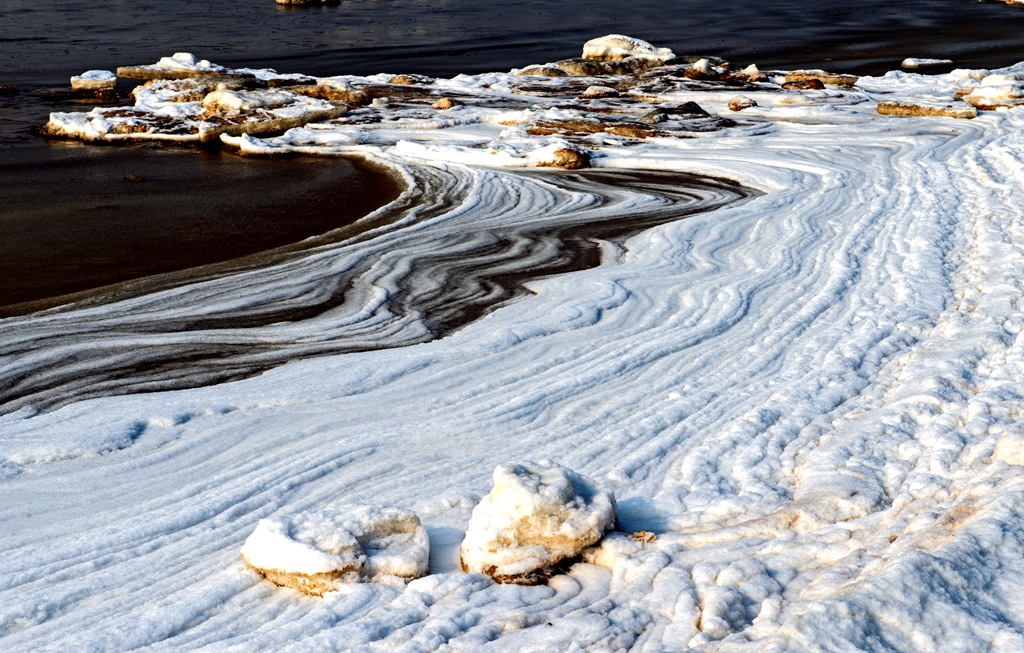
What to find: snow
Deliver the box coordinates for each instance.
[239,505,429,593]
[581,34,675,62]
[6,35,1024,651]
[156,52,226,72]
[70,69,116,91]
[901,57,953,68]
[460,461,616,584]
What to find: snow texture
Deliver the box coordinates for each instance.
[460,461,616,584]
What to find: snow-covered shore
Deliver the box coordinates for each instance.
[5,39,1024,650]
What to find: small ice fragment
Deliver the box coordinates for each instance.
[901,58,954,69]
[460,461,616,585]
[431,97,460,110]
[728,95,757,112]
[388,74,433,86]
[684,58,721,81]
[961,74,1024,110]
[533,143,592,170]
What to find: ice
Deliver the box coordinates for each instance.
[8,35,1024,652]
[156,52,225,72]
[902,57,954,68]
[962,72,1024,109]
[240,505,429,595]
[581,34,675,62]
[70,69,116,91]
[201,88,295,111]
[460,461,616,584]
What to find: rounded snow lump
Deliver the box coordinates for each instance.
[240,505,429,595]
[460,461,616,585]
[582,34,675,63]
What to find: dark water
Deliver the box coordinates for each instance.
[4,0,1024,90]
[0,146,399,315]
[2,0,1024,312]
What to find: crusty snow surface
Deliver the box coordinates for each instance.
[5,50,1024,651]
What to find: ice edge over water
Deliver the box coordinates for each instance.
[5,36,1024,651]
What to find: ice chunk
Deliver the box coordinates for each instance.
[240,505,429,595]
[901,58,953,69]
[156,52,225,72]
[876,100,977,119]
[962,73,1024,110]
[531,142,592,169]
[784,69,859,87]
[582,34,675,63]
[728,95,757,112]
[70,70,116,92]
[460,461,616,585]
[994,432,1024,466]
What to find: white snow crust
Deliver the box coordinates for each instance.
[6,35,1024,652]
[240,505,428,584]
[582,34,675,62]
[460,461,616,582]
[156,52,226,72]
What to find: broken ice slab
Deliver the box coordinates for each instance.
[115,52,243,81]
[42,83,348,143]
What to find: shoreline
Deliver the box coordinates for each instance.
[0,144,402,318]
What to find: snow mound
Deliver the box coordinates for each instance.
[962,72,1024,110]
[156,52,226,73]
[240,505,429,595]
[582,34,675,63]
[460,461,616,585]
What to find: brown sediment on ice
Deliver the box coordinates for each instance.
[115,66,248,81]
[784,69,859,87]
[240,557,360,597]
[877,100,977,119]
